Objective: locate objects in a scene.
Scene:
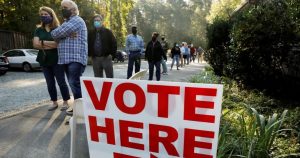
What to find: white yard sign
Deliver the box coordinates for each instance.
[81,77,223,158]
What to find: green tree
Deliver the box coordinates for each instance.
[105,0,134,48]
[0,0,134,49]
[206,0,242,23]
[127,0,211,47]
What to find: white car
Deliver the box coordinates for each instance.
[2,49,40,72]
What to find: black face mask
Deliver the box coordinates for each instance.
[62,8,72,19]
[40,16,53,24]
[152,36,157,42]
[132,30,137,35]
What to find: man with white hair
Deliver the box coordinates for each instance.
[51,0,88,116]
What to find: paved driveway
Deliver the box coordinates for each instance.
[0,63,128,116]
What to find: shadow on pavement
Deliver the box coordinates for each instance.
[0,106,72,158]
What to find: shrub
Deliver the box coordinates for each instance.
[229,0,298,89]
[205,0,300,98]
[206,0,300,98]
[206,18,232,76]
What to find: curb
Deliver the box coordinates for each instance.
[0,100,50,120]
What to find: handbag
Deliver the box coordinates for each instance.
[41,48,46,62]
[36,40,47,63]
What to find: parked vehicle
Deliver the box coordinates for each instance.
[2,49,40,72]
[0,56,9,75]
[113,50,127,63]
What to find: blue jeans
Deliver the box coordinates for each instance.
[127,51,141,79]
[148,61,161,81]
[64,62,85,99]
[42,64,70,101]
[171,55,180,69]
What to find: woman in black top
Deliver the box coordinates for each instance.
[33,7,70,111]
[145,32,166,81]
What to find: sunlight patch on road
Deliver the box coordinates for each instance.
[3,79,45,88]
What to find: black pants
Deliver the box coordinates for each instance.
[127,52,141,79]
[148,60,161,81]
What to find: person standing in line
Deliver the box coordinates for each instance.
[51,0,88,116]
[145,32,165,81]
[88,14,117,78]
[33,6,70,111]
[126,26,144,79]
[198,46,205,63]
[160,35,168,75]
[170,42,181,70]
[180,42,186,67]
[190,44,196,63]
[185,43,190,65]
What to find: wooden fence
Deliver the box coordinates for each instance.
[0,30,32,52]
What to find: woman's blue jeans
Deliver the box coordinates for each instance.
[42,64,70,101]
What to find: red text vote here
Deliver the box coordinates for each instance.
[81,78,223,158]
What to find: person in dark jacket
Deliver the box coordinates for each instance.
[170,42,181,70]
[88,14,117,78]
[145,32,166,81]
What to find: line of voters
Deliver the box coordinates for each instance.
[32,0,206,118]
[117,25,205,81]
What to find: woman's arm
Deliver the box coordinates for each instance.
[33,37,57,50]
[43,41,57,49]
[33,37,43,49]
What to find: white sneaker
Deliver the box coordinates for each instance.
[60,103,69,111]
[48,103,58,111]
[66,106,73,116]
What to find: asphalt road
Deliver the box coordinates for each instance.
[0,59,206,118]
